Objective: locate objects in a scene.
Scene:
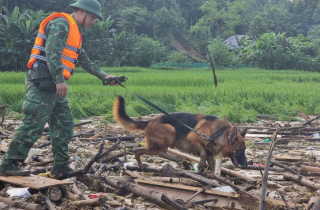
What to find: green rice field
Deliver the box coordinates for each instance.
[1,67,320,122]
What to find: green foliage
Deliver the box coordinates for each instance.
[248,15,268,38]
[208,38,232,67]
[0,6,45,71]
[167,51,191,64]
[239,33,320,71]
[189,0,247,39]
[1,0,320,69]
[117,7,147,33]
[121,34,167,67]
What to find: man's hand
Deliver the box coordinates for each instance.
[106,75,119,86]
[56,82,68,98]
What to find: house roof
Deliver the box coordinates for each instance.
[224,35,249,50]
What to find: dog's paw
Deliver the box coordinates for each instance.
[198,162,208,172]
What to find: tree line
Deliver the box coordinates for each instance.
[0,0,320,71]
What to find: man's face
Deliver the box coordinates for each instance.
[76,9,97,28]
[82,12,97,28]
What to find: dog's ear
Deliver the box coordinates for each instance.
[228,126,238,144]
[240,127,247,138]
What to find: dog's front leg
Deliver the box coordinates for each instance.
[207,153,216,173]
[133,148,148,169]
[195,143,207,171]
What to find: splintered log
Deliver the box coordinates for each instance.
[284,173,320,191]
[213,156,222,184]
[175,170,221,188]
[101,152,125,164]
[103,177,171,209]
[300,165,320,173]
[0,196,42,210]
[0,201,25,210]
[220,167,256,184]
[47,187,62,202]
[124,170,201,187]
[161,194,187,210]
[99,139,122,158]
[271,160,299,175]
[201,172,240,193]
[304,116,320,125]
[167,148,256,184]
[43,196,56,210]
[259,128,278,210]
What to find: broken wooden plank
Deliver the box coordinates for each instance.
[0,174,73,190]
[134,179,239,199]
[124,170,201,187]
[274,155,302,162]
[297,109,309,121]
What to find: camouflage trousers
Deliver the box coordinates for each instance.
[1,81,74,172]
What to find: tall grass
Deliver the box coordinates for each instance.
[1,67,320,122]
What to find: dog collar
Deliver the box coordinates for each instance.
[203,127,228,146]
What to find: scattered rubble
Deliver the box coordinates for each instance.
[1,110,320,209]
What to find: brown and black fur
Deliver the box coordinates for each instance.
[113,96,248,171]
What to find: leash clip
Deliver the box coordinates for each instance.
[202,133,217,146]
[201,133,210,140]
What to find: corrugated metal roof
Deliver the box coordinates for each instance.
[224,35,249,50]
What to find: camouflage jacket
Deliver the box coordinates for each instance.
[43,16,108,84]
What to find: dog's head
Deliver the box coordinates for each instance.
[222,127,248,166]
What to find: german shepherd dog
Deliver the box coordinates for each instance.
[113,96,248,172]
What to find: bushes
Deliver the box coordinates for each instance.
[0,7,45,71]
[167,51,191,63]
[122,34,167,67]
[208,38,233,67]
[239,33,320,71]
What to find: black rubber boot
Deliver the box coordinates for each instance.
[0,162,30,176]
[50,166,74,179]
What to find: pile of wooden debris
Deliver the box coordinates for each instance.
[0,107,320,210]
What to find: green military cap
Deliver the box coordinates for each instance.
[70,0,103,20]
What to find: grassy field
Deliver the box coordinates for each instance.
[1,67,320,123]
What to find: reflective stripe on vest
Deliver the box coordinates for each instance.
[27,13,82,80]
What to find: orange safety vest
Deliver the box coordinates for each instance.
[27,12,82,80]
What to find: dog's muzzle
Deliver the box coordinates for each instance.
[230,148,248,166]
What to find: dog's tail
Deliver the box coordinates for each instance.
[113,95,150,131]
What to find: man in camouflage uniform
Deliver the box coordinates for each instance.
[0,0,118,177]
